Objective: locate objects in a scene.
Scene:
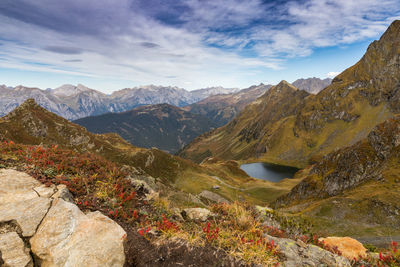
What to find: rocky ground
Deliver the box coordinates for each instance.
[0,167,374,267]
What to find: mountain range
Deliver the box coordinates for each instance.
[183,83,273,127]
[0,84,238,121]
[0,78,330,123]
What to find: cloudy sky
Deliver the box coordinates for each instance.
[0,0,399,93]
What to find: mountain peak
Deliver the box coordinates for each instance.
[381,20,400,41]
[20,98,39,108]
[270,80,298,93]
[334,20,400,86]
[53,84,92,97]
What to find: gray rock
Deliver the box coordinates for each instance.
[129,177,159,200]
[182,208,214,222]
[265,235,351,267]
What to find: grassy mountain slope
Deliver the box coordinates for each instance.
[274,116,400,237]
[180,20,400,168]
[179,80,310,164]
[183,84,271,127]
[74,104,215,154]
[0,99,294,206]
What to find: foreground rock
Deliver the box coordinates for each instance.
[0,232,33,267]
[30,199,126,267]
[0,169,126,267]
[0,169,53,237]
[0,197,51,237]
[320,237,367,260]
[265,235,351,267]
[182,208,213,222]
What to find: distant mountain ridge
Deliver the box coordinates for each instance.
[0,84,238,120]
[74,104,216,153]
[292,77,332,94]
[184,84,272,127]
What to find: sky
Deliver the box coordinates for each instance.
[0,0,399,93]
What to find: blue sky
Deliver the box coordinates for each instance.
[0,0,399,93]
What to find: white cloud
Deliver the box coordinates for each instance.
[327,72,340,78]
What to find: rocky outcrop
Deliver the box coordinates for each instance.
[0,169,126,267]
[30,199,126,267]
[276,116,400,205]
[320,237,367,260]
[265,235,351,267]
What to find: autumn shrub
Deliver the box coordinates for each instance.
[0,141,139,220]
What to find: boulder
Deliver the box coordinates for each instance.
[0,197,51,237]
[320,237,367,260]
[0,169,127,266]
[198,190,230,205]
[0,169,41,204]
[0,232,33,267]
[129,177,159,200]
[30,198,126,267]
[265,235,351,267]
[182,208,213,222]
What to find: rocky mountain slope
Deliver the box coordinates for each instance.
[180,20,400,167]
[179,81,310,163]
[74,104,216,153]
[292,77,332,94]
[183,84,272,127]
[0,84,236,121]
[275,115,400,238]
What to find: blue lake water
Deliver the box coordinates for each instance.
[240,162,300,182]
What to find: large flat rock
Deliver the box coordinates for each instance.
[30,198,126,267]
[0,169,42,204]
[0,196,51,237]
